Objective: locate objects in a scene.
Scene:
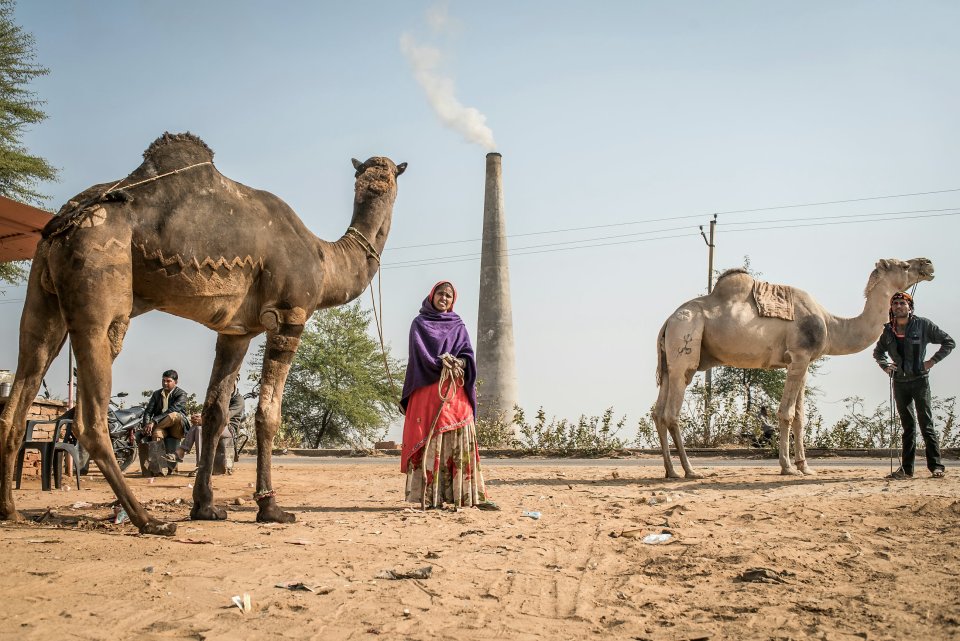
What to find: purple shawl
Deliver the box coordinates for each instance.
[401,293,477,415]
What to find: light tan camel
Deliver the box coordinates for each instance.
[653,258,935,478]
[0,133,405,535]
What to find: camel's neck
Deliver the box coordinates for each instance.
[313,187,395,309]
[824,279,897,355]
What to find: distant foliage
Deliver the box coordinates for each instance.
[0,0,58,288]
[0,0,58,206]
[512,406,626,456]
[811,395,957,449]
[251,303,405,449]
[474,407,517,448]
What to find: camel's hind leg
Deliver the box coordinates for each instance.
[59,243,174,535]
[653,312,703,479]
[191,332,253,522]
[253,323,305,523]
[0,275,67,521]
[69,319,174,535]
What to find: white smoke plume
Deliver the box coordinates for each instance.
[400,7,496,151]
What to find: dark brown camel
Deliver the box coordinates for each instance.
[0,132,405,535]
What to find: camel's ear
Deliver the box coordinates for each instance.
[396,162,407,176]
[351,158,364,171]
[876,259,891,271]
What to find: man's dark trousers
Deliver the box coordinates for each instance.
[893,376,943,475]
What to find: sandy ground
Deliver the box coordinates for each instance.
[1,457,959,641]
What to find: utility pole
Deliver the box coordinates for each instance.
[699,214,717,445]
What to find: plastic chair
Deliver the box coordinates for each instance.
[15,419,58,490]
[52,419,82,490]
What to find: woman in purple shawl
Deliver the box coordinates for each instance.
[401,281,493,509]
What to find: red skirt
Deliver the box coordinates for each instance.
[401,381,475,473]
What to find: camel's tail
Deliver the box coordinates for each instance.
[655,320,668,387]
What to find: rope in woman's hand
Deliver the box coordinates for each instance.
[437,353,465,402]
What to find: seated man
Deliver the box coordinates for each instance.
[138,369,190,476]
[176,385,243,475]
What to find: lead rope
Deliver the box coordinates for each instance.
[344,228,399,401]
[888,373,900,474]
[421,361,462,510]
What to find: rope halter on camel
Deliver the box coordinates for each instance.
[344,226,381,264]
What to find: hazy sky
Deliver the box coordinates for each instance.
[4,1,959,442]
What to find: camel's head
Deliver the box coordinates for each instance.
[351,157,407,180]
[350,157,407,203]
[870,257,935,295]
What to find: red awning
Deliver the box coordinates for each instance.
[0,195,53,262]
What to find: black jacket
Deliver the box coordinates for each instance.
[873,315,955,381]
[143,386,190,429]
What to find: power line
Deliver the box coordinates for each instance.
[715,187,960,215]
[384,186,960,252]
[382,209,960,270]
[387,205,960,266]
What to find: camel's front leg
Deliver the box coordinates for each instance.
[192,333,253,521]
[777,361,809,476]
[254,324,303,523]
[792,374,815,475]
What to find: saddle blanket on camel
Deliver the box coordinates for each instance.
[753,280,795,321]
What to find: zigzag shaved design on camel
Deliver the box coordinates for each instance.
[136,243,264,279]
[192,254,265,273]
[88,238,126,253]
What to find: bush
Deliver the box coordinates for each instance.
[513,406,626,456]
[475,408,518,448]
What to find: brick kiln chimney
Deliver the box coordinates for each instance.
[476,152,518,428]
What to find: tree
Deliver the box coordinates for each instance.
[252,302,405,448]
[0,0,58,285]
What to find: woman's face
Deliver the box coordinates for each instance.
[432,284,455,312]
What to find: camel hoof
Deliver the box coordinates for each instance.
[0,509,25,523]
[665,470,682,479]
[140,519,177,536]
[256,506,296,524]
[799,466,816,475]
[191,505,228,521]
[684,471,703,479]
[781,467,803,476]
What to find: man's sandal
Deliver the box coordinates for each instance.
[932,469,946,479]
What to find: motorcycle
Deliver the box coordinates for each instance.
[59,392,143,474]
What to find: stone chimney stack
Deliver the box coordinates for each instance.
[476,152,518,426]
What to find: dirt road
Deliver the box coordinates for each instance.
[2,459,958,640]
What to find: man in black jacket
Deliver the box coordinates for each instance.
[139,369,190,475]
[873,292,954,479]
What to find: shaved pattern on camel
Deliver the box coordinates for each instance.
[134,243,265,278]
